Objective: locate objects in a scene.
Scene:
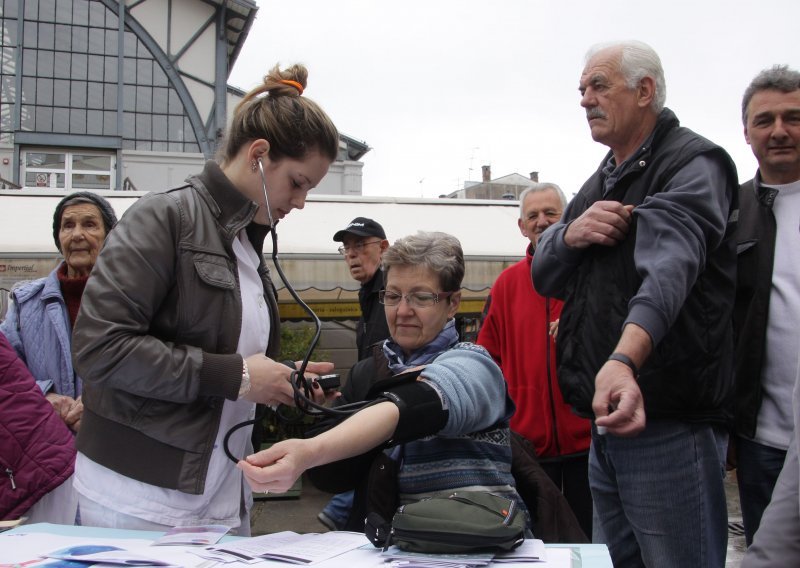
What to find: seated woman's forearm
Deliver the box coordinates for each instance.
[308,401,400,465]
[239,401,399,494]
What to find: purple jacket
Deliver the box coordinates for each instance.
[0,332,75,520]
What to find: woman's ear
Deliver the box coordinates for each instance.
[447,291,461,318]
[248,139,271,167]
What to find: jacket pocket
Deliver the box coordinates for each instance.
[736,239,757,255]
[172,251,238,350]
[193,254,236,290]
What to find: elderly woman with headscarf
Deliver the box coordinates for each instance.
[2,191,117,431]
[239,231,528,529]
[1,191,117,523]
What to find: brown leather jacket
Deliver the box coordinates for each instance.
[73,161,281,494]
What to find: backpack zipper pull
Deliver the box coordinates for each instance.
[5,468,16,490]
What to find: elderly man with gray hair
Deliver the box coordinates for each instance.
[477,182,592,538]
[533,40,739,566]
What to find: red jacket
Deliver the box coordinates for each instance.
[0,332,75,520]
[477,246,590,458]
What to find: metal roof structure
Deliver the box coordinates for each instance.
[205,0,259,72]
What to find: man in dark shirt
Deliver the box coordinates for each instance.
[334,217,390,360]
[533,40,738,567]
[318,217,390,531]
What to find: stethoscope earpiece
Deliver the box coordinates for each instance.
[256,158,275,227]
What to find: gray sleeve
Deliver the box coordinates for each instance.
[625,153,733,345]
[421,345,510,436]
[72,193,224,402]
[741,437,800,567]
[531,204,586,299]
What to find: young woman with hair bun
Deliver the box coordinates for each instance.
[71,63,337,533]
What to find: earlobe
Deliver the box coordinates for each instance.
[448,293,462,317]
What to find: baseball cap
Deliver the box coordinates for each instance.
[333,217,386,241]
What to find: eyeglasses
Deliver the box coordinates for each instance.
[379,290,455,308]
[337,240,382,255]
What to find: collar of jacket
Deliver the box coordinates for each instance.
[753,169,779,209]
[362,266,385,294]
[11,266,62,305]
[191,160,271,251]
[598,108,681,178]
[525,242,534,264]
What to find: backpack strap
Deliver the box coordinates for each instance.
[365,511,394,550]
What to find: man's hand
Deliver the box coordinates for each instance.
[592,360,646,436]
[238,438,317,494]
[564,201,635,249]
[549,318,559,340]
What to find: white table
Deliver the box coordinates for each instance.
[2,522,612,567]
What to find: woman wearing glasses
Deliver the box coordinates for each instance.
[239,231,527,529]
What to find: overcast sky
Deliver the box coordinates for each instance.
[228,0,800,200]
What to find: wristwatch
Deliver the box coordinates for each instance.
[238,359,252,399]
[607,352,639,377]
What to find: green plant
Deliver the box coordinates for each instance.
[279,324,328,362]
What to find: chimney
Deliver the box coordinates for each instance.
[530,171,539,182]
[482,165,491,182]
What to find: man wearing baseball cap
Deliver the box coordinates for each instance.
[333,217,390,360]
[318,217,391,531]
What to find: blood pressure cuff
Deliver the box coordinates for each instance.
[379,380,449,445]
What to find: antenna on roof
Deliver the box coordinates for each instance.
[467,146,479,181]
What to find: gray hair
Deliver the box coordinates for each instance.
[586,40,666,113]
[741,65,800,125]
[382,231,464,293]
[518,183,567,218]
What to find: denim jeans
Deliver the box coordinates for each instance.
[322,490,355,526]
[736,436,787,546]
[589,420,727,567]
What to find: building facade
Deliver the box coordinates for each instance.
[0,0,367,193]
[446,165,540,200]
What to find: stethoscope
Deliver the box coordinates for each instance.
[222,157,386,464]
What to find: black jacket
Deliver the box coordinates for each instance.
[555,110,739,423]
[733,173,777,438]
[356,268,390,360]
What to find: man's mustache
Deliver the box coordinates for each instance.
[586,108,607,120]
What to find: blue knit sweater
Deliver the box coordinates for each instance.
[397,343,524,516]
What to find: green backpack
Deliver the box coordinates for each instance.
[366,491,526,554]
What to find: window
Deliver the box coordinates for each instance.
[22,149,115,191]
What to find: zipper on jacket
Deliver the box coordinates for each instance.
[5,468,16,490]
[545,297,562,455]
